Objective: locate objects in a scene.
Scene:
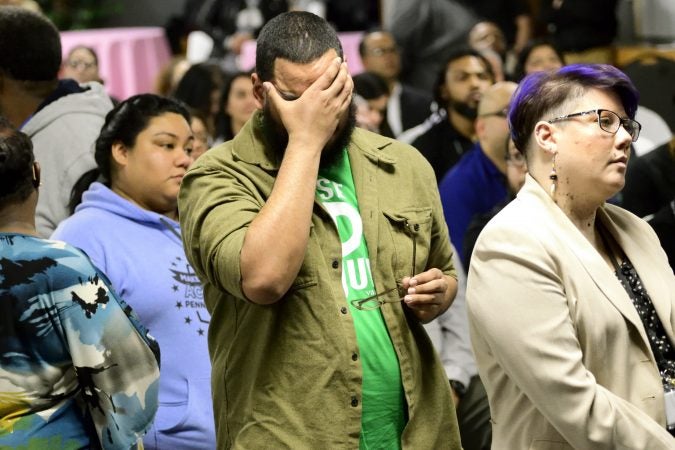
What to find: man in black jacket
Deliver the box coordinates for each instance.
[359,30,433,142]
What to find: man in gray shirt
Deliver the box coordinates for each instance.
[0,7,113,236]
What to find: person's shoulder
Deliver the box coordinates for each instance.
[185,141,239,183]
[604,203,669,256]
[25,237,94,267]
[27,94,111,142]
[352,127,437,178]
[352,128,428,162]
[409,113,446,149]
[41,237,86,257]
[353,126,407,151]
[47,82,113,119]
[439,147,481,183]
[52,205,118,242]
[604,202,652,229]
[641,143,674,167]
[415,115,459,143]
[650,201,675,225]
[476,192,541,243]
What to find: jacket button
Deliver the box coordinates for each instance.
[351,396,359,407]
[352,352,358,361]
[340,306,348,315]
[332,259,339,269]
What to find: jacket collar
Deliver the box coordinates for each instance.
[519,175,674,345]
[597,204,674,342]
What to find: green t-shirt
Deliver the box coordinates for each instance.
[317,149,406,449]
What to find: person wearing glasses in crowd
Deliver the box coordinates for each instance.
[411,47,495,183]
[358,30,433,142]
[467,64,675,448]
[352,71,390,135]
[60,45,120,105]
[61,45,103,85]
[438,80,517,268]
[512,38,565,82]
[178,11,461,449]
[186,107,212,161]
[214,70,256,145]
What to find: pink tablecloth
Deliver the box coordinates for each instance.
[60,27,171,101]
[239,31,365,75]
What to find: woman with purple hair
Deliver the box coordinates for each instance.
[466,64,675,448]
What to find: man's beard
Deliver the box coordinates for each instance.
[261,101,357,168]
[450,100,478,120]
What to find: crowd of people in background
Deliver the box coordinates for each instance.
[1,1,674,449]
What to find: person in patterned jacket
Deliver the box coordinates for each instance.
[0,116,161,449]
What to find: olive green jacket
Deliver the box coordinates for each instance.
[178,113,461,449]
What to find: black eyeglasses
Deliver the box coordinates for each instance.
[547,108,641,142]
[350,221,418,311]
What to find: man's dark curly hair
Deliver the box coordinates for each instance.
[255,11,343,82]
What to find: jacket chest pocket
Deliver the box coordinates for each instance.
[382,207,433,280]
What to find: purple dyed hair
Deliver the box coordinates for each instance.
[508,64,639,153]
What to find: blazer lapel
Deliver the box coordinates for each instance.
[521,177,648,343]
[599,207,675,344]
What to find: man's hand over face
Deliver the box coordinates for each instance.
[263,57,353,151]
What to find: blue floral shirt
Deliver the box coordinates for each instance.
[0,234,160,449]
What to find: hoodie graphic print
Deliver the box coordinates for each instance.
[52,182,216,449]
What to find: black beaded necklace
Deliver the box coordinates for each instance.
[599,226,675,394]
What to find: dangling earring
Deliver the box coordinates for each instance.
[31,162,40,189]
[549,153,558,197]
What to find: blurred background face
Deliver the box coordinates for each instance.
[479,108,510,152]
[113,112,193,215]
[505,139,527,193]
[225,75,256,132]
[360,32,401,84]
[366,95,388,130]
[189,115,210,161]
[442,56,494,118]
[354,94,388,133]
[524,45,563,75]
[62,47,99,83]
[469,22,507,56]
[477,81,517,153]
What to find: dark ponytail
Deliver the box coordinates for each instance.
[68,168,100,214]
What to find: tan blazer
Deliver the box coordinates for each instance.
[467,175,675,450]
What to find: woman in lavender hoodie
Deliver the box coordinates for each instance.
[53,94,216,449]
